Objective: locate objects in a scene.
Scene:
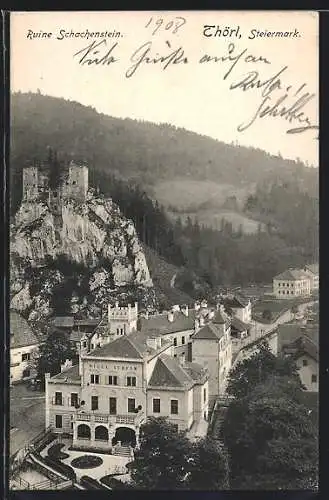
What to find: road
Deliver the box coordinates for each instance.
[10,383,45,456]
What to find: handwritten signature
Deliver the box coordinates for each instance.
[229,65,318,135]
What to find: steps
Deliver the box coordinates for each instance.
[113,445,132,457]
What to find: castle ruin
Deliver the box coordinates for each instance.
[22,160,88,205]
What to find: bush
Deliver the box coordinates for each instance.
[47,443,69,460]
[100,475,133,490]
[71,455,103,469]
[80,475,108,490]
[43,456,76,481]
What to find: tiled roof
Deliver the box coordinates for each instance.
[139,310,196,335]
[213,309,230,326]
[148,355,206,389]
[274,269,310,281]
[51,363,81,383]
[277,323,318,352]
[10,311,39,349]
[231,317,250,332]
[193,323,223,340]
[87,331,169,359]
[225,295,249,309]
[53,316,74,328]
[286,336,318,363]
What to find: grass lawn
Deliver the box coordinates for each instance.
[252,296,314,323]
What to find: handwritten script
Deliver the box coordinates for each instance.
[73,37,318,138]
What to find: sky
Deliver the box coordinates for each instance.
[11,11,319,166]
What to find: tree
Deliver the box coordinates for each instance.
[226,341,302,399]
[223,377,318,490]
[36,328,78,388]
[186,438,229,490]
[262,309,273,321]
[128,417,192,490]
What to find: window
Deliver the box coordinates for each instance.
[172,424,179,433]
[72,180,77,185]
[90,374,100,384]
[203,388,207,403]
[312,374,317,383]
[170,399,178,415]
[127,376,136,387]
[91,396,98,411]
[55,392,63,406]
[109,397,117,415]
[128,398,136,413]
[182,336,185,345]
[22,368,30,378]
[22,353,30,362]
[91,344,94,350]
[108,375,118,385]
[173,338,177,346]
[83,341,87,348]
[302,359,308,367]
[153,398,160,413]
[55,415,62,428]
[71,393,79,407]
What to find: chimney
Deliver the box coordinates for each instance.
[219,304,225,314]
[145,310,149,320]
[208,310,215,319]
[200,316,205,327]
[115,300,119,308]
[194,318,200,330]
[60,359,73,372]
[181,305,189,317]
[168,311,174,323]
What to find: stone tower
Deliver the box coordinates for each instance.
[108,302,138,337]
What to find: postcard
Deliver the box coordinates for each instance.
[9,10,318,491]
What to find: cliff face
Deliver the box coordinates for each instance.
[10,190,154,322]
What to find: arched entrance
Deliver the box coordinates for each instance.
[112,427,136,447]
[95,425,109,441]
[77,424,91,439]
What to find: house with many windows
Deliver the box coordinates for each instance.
[273,269,311,298]
[304,263,319,291]
[10,311,39,384]
[45,330,209,452]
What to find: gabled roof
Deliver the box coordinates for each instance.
[213,308,230,326]
[51,363,81,383]
[225,295,249,309]
[10,311,39,349]
[231,317,250,333]
[274,269,310,281]
[87,331,168,359]
[277,323,318,352]
[139,310,196,335]
[193,323,223,340]
[148,355,206,389]
[286,336,319,363]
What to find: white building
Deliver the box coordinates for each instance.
[10,311,39,384]
[45,331,209,452]
[273,269,311,299]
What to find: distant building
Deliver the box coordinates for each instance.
[191,306,232,398]
[304,263,319,291]
[45,331,209,452]
[10,311,39,384]
[223,294,252,324]
[276,322,318,392]
[273,269,311,298]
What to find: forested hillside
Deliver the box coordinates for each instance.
[11,92,318,209]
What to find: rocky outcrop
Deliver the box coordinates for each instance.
[10,191,153,322]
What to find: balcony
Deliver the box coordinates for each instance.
[74,411,145,426]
